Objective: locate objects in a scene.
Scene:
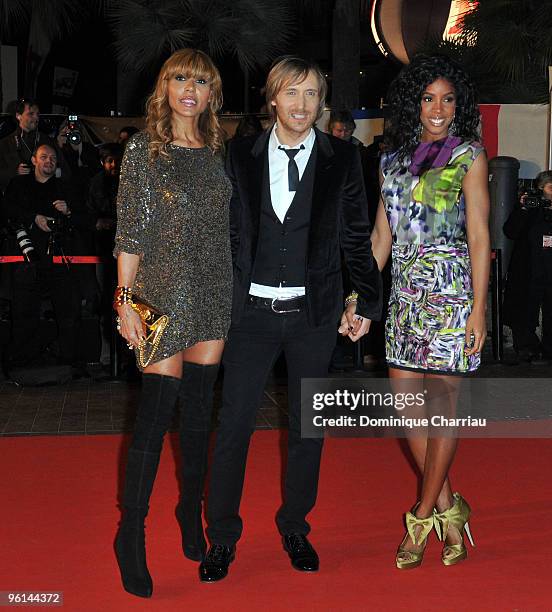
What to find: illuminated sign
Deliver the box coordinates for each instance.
[444,0,477,41]
[370,0,477,64]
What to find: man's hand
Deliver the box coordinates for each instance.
[338,302,372,342]
[35,214,53,232]
[53,200,70,216]
[17,163,31,176]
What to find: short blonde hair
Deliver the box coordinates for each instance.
[145,49,224,160]
[265,56,327,122]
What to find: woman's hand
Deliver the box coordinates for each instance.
[116,303,145,349]
[338,303,372,342]
[464,308,486,356]
[115,253,142,347]
[464,152,490,359]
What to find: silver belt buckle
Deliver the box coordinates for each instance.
[271,297,300,314]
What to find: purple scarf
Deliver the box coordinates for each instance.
[409,135,462,176]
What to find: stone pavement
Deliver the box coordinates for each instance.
[1,342,551,437]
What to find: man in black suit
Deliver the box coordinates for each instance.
[199,57,382,581]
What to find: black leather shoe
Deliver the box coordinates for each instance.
[283,533,319,572]
[199,544,236,582]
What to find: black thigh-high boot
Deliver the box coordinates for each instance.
[176,362,219,561]
[115,373,181,598]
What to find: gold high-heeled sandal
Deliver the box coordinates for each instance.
[395,510,435,570]
[433,492,475,566]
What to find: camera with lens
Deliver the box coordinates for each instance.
[66,114,81,146]
[46,214,73,238]
[46,215,70,234]
[12,223,39,262]
[45,211,72,258]
[523,188,550,209]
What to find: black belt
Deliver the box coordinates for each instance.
[248,294,305,313]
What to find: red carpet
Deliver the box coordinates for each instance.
[1,432,550,611]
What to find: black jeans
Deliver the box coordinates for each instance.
[513,281,552,357]
[206,304,337,546]
[528,282,552,356]
[10,261,81,365]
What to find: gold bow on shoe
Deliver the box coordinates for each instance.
[433,492,475,566]
[396,511,435,570]
[405,511,435,545]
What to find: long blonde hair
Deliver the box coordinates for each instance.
[145,49,224,160]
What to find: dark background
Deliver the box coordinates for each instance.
[3,9,400,116]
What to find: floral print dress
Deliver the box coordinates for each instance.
[380,138,484,374]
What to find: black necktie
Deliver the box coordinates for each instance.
[279,145,304,191]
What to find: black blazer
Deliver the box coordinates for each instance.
[226,127,382,327]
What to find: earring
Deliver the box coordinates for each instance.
[449,119,457,135]
[416,123,422,140]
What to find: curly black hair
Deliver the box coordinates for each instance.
[384,54,480,162]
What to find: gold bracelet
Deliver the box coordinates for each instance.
[345,290,359,307]
[113,286,134,309]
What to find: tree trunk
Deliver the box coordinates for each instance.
[24,1,52,99]
[243,67,250,113]
[0,41,3,112]
[331,0,360,110]
[116,65,143,115]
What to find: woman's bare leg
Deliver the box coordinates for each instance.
[182,339,225,365]
[141,338,225,377]
[145,352,184,378]
[417,373,461,516]
[389,368,462,554]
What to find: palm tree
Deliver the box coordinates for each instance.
[332,0,360,110]
[1,0,104,104]
[108,0,294,113]
[24,0,88,98]
[427,0,552,103]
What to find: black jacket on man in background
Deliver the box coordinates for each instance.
[503,204,552,357]
[2,172,86,366]
[0,129,51,193]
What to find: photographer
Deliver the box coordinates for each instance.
[327,109,364,146]
[55,117,98,200]
[0,99,51,193]
[3,144,81,367]
[503,170,552,364]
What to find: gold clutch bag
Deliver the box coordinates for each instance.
[120,295,170,369]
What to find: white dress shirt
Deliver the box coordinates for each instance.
[249,125,315,300]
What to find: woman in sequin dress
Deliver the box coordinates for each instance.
[113,49,232,598]
[370,56,490,570]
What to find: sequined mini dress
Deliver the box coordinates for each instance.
[114,132,232,367]
[380,139,484,374]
